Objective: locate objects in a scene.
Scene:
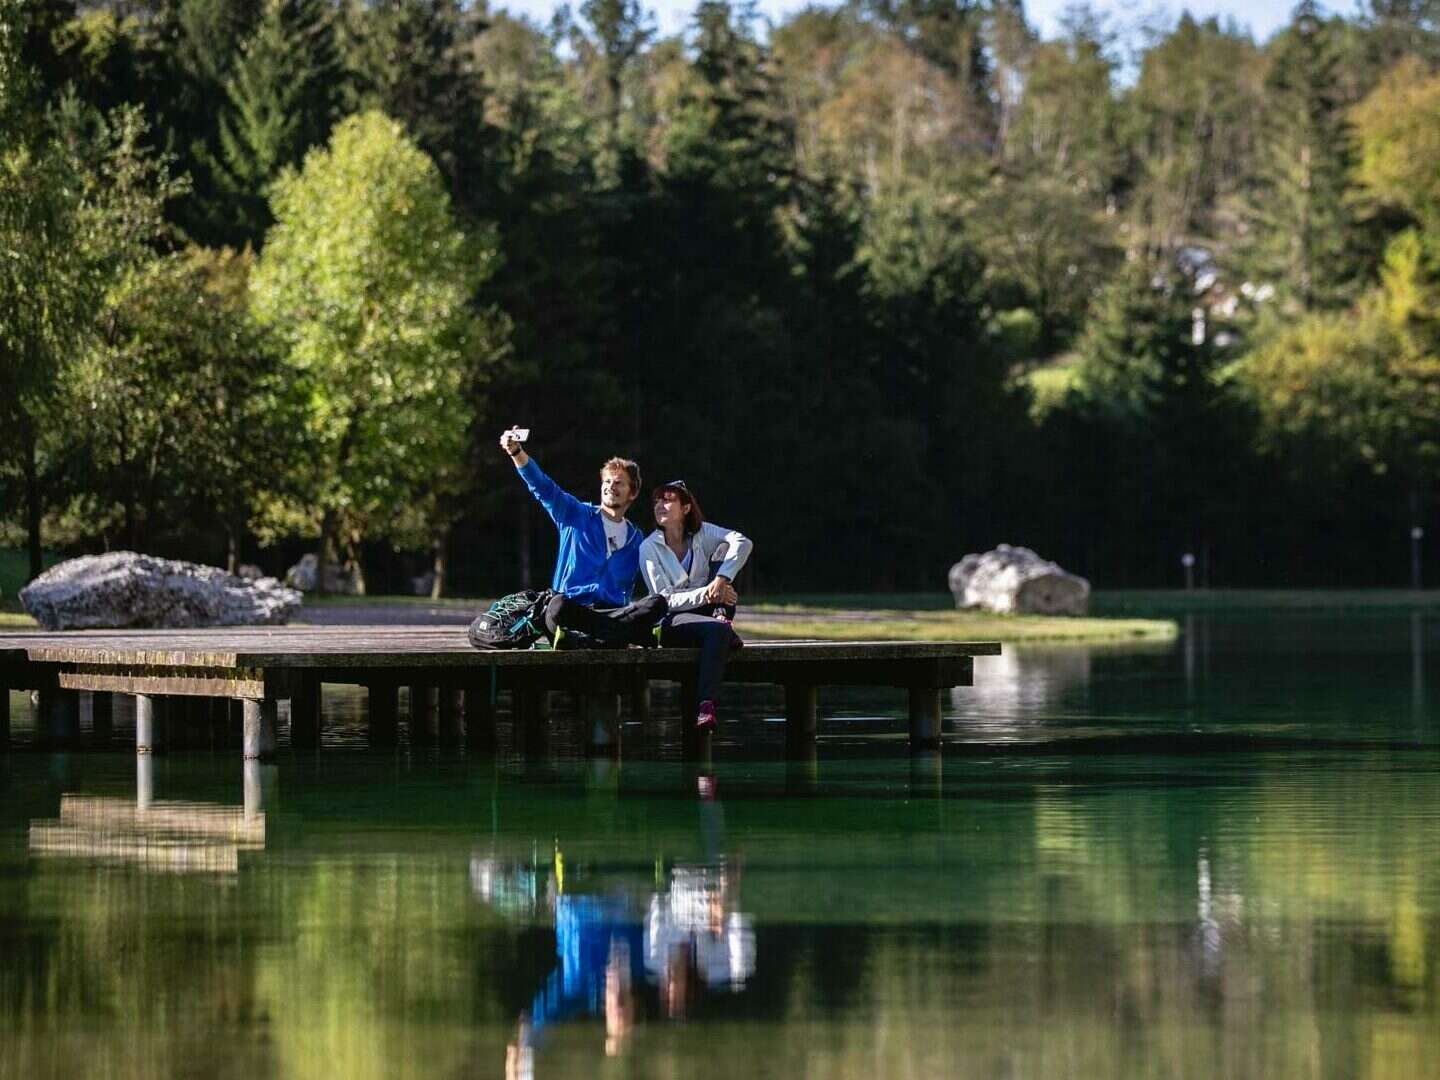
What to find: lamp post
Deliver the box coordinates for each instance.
[1412,526,1424,590]
[1182,552,1195,591]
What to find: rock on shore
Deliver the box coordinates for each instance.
[19,552,303,631]
[948,545,1091,616]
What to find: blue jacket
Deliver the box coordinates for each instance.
[518,458,641,607]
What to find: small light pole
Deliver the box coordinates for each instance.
[1182,552,1196,591]
[1412,526,1424,590]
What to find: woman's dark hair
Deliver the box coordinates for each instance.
[652,481,704,535]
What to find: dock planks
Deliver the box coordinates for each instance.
[0,626,1001,758]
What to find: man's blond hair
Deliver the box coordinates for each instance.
[601,457,641,497]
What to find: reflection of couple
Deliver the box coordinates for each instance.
[499,859,754,1075]
[501,431,753,733]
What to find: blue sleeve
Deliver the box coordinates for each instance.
[518,458,588,529]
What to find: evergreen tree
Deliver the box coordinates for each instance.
[1237,1,1357,312]
[571,0,654,170]
[337,0,489,209]
[213,0,341,247]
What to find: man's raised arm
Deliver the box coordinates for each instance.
[500,429,586,528]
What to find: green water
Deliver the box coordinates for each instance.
[2,614,1439,1078]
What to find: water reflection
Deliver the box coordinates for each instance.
[27,764,266,876]
[5,615,1440,1077]
[475,772,755,1074]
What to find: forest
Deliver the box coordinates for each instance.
[2,0,1439,594]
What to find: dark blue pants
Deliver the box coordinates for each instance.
[660,612,740,705]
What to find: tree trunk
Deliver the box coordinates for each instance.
[430,524,449,600]
[316,509,335,598]
[22,418,42,582]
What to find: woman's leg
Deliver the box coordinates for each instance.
[660,613,736,705]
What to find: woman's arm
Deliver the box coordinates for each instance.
[702,522,753,582]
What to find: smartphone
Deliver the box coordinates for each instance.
[506,427,531,443]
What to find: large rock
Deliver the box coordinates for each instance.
[948,544,1090,616]
[284,553,363,595]
[19,552,303,631]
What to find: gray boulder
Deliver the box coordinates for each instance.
[284,553,363,595]
[19,551,303,631]
[948,544,1090,616]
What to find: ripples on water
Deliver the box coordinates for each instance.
[2,613,1439,1079]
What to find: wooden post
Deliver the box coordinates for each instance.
[35,689,79,746]
[908,687,943,749]
[628,671,651,724]
[368,683,399,747]
[408,685,436,744]
[243,699,278,761]
[136,693,157,754]
[291,673,322,749]
[209,697,232,748]
[582,693,621,757]
[909,748,943,797]
[136,752,154,811]
[463,685,496,753]
[515,688,548,758]
[438,688,463,745]
[89,691,114,746]
[785,684,817,756]
[243,759,272,822]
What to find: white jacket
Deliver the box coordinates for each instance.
[640,522,754,611]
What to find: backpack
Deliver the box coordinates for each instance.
[468,589,554,650]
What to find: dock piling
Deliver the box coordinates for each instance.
[463,686,496,753]
[438,688,463,745]
[368,683,399,746]
[242,700,277,761]
[581,693,621,757]
[908,688,943,749]
[785,684,818,756]
[408,685,437,744]
[135,694,157,754]
[89,691,114,746]
[291,674,322,749]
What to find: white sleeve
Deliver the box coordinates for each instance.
[703,521,753,581]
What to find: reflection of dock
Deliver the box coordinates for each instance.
[0,628,1001,760]
[27,764,267,876]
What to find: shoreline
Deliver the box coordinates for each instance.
[5,588,1436,643]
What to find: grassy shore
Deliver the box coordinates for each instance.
[742,604,1176,644]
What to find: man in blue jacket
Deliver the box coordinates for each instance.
[501,429,666,646]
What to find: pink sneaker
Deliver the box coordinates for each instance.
[696,700,717,732]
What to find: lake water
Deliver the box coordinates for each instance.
[2,613,1438,1078]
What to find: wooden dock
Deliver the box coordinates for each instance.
[0,627,1001,759]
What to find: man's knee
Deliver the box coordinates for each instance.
[638,595,668,618]
[544,593,569,631]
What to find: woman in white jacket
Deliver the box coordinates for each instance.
[640,481,753,732]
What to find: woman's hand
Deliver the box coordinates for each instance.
[705,576,738,606]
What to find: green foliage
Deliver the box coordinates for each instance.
[1235,1,1358,312]
[250,111,505,571]
[1350,54,1440,235]
[1231,228,1440,485]
[213,0,342,246]
[336,0,488,203]
[1122,14,1263,253]
[64,246,300,563]
[1070,260,1212,425]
